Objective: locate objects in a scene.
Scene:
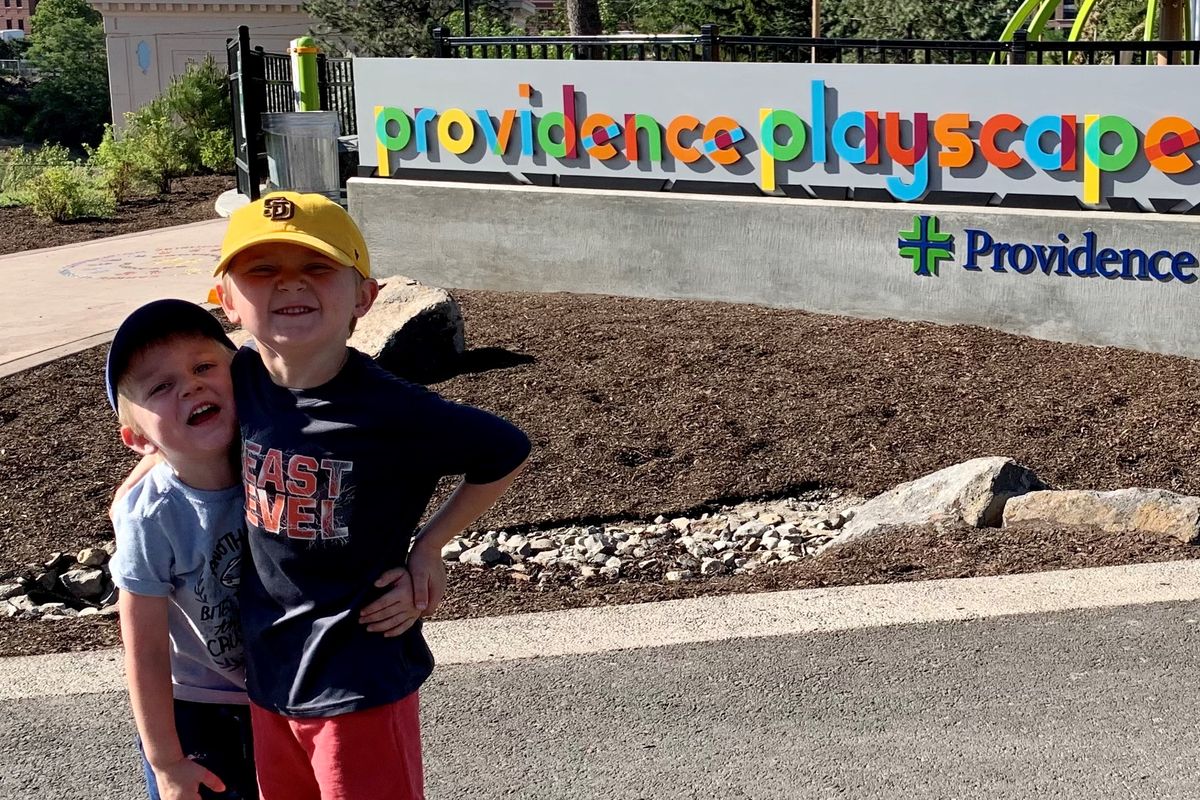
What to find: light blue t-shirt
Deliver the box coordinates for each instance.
[110,462,248,704]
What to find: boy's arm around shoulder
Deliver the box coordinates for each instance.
[109,454,160,525]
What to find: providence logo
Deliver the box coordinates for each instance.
[897,215,955,277]
[897,217,1200,285]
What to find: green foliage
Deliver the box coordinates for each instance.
[444,0,524,38]
[86,58,234,199]
[629,0,771,35]
[86,124,140,202]
[198,128,235,173]
[817,0,1016,40]
[305,0,458,56]
[0,76,32,138]
[25,0,110,148]
[0,143,73,206]
[0,36,30,60]
[583,0,1019,39]
[28,162,115,221]
[1085,0,1148,39]
[164,56,231,134]
[114,100,192,194]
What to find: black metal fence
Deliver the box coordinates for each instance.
[433,26,1200,66]
[229,24,1200,201]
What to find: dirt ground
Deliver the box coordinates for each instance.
[4,181,1200,656]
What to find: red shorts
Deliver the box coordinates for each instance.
[250,692,425,800]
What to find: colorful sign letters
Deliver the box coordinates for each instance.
[355,60,1200,208]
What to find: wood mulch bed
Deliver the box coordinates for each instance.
[0,175,233,257]
[3,182,1200,655]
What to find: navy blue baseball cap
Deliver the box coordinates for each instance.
[105,299,236,413]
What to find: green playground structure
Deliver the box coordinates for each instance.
[1000,0,1193,48]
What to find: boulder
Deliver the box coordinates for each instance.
[1004,488,1200,543]
[350,279,465,383]
[60,568,106,599]
[834,457,1046,544]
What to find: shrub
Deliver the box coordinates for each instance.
[0,144,74,206]
[91,100,192,196]
[198,128,234,173]
[87,59,235,196]
[28,163,115,221]
[86,124,139,202]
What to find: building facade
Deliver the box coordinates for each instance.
[1,0,36,35]
[88,4,312,126]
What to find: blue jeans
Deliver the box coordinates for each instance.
[136,699,257,800]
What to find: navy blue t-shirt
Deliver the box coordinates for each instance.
[232,346,531,717]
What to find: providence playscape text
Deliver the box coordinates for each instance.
[371,79,1199,204]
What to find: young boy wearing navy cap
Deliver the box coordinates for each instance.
[106,299,255,800]
[214,191,531,800]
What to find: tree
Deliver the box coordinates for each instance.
[629,0,770,35]
[305,0,457,56]
[806,0,1016,40]
[25,0,110,148]
[567,0,602,35]
[624,0,1018,39]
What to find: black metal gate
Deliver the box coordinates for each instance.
[227,26,265,201]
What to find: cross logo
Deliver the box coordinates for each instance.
[898,215,955,277]
[263,197,296,221]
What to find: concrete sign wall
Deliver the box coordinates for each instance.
[354,59,1200,209]
[348,177,1200,359]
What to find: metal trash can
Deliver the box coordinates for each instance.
[261,111,341,202]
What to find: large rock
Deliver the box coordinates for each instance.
[60,568,106,599]
[350,279,465,382]
[834,457,1046,544]
[1004,488,1200,543]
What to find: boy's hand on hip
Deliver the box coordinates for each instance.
[153,756,224,800]
[409,537,447,617]
[362,566,421,637]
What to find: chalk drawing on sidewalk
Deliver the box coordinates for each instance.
[59,246,221,280]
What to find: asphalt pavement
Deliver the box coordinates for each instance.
[4,562,1200,800]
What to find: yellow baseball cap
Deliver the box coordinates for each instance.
[214,191,371,278]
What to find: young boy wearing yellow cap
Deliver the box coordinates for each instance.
[214,191,530,800]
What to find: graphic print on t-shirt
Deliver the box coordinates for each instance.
[192,527,245,673]
[241,440,353,542]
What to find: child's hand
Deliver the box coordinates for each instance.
[153,756,224,800]
[408,537,448,617]
[360,567,421,637]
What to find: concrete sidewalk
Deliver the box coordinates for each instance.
[0,219,227,378]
